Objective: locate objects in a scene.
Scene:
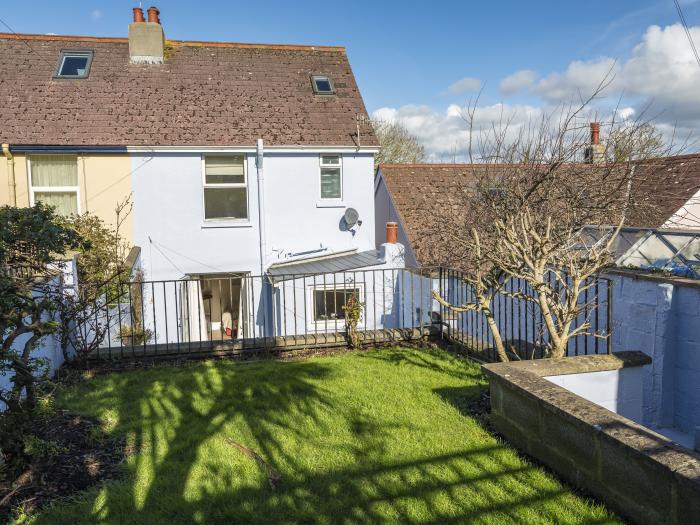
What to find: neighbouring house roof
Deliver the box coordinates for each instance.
[0,33,377,148]
[379,156,700,266]
[268,249,383,280]
[626,154,700,228]
[378,164,491,267]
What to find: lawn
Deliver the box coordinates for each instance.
[31,347,618,524]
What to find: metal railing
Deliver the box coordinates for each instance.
[78,267,612,362]
[87,268,441,359]
[436,269,613,361]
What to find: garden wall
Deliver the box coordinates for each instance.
[0,265,74,411]
[483,353,700,525]
[607,269,700,434]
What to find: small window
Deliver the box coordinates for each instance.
[311,74,335,94]
[320,155,342,200]
[203,155,248,220]
[29,155,80,216]
[54,50,93,79]
[314,288,360,321]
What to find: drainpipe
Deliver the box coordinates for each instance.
[256,138,270,337]
[2,144,16,206]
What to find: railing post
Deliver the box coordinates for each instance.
[606,278,613,355]
[439,267,444,341]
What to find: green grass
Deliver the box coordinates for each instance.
[31,347,618,524]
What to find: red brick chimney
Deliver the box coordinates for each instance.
[133,7,145,23]
[386,222,398,244]
[147,6,160,24]
[584,122,605,163]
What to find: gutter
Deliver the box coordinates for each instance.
[2,144,16,206]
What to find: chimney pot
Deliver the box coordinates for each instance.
[133,7,145,23]
[147,6,160,24]
[590,122,601,145]
[386,222,398,244]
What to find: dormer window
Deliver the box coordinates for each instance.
[54,50,93,79]
[311,74,335,95]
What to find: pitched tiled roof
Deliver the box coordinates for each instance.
[0,33,377,147]
[379,164,484,267]
[380,157,700,266]
[626,154,700,228]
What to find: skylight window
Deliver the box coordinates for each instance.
[311,74,335,95]
[54,50,93,79]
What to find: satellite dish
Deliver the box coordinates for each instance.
[343,207,360,228]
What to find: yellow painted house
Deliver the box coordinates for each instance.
[0,150,133,243]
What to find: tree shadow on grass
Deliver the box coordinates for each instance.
[357,346,487,383]
[36,356,617,524]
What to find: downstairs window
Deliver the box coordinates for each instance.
[313,288,360,321]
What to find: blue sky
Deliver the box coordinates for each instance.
[2,1,700,158]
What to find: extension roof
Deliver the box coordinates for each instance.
[0,33,377,148]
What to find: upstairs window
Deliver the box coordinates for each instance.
[203,156,248,221]
[319,155,342,200]
[55,50,93,79]
[29,155,80,216]
[311,74,335,95]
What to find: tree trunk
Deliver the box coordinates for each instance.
[481,300,509,362]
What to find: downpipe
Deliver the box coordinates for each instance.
[256,138,270,338]
[2,144,16,206]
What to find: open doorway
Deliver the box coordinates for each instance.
[181,274,247,342]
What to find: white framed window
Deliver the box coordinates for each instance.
[28,155,80,216]
[202,155,248,221]
[312,286,362,323]
[319,155,342,200]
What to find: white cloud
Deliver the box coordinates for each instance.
[442,77,481,95]
[374,23,700,159]
[620,24,700,119]
[618,107,636,120]
[534,57,620,103]
[531,23,700,134]
[373,103,543,161]
[499,70,537,95]
[91,9,102,20]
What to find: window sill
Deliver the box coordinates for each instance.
[316,200,346,208]
[201,221,252,229]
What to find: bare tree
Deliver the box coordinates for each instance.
[607,121,665,162]
[428,86,684,360]
[372,119,426,170]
